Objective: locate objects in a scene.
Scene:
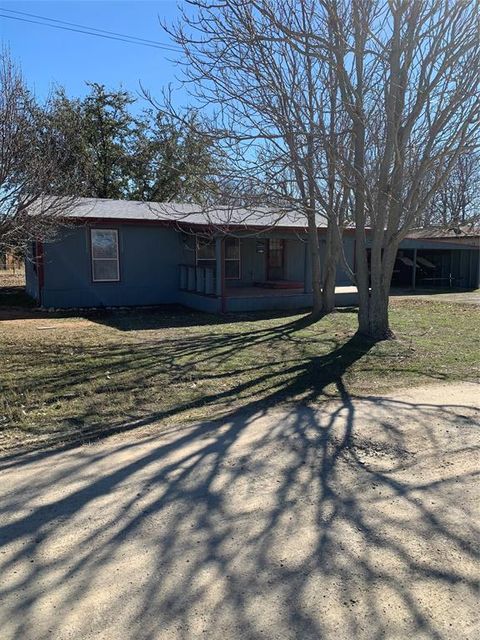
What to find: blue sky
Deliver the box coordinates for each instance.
[0,0,186,110]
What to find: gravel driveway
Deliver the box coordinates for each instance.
[0,383,479,640]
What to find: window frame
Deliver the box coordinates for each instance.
[196,237,215,261]
[195,236,241,281]
[90,228,120,283]
[196,237,216,274]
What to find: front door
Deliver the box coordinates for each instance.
[267,239,285,280]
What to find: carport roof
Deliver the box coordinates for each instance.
[406,225,479,240]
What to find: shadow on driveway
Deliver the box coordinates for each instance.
[0,374,478,639]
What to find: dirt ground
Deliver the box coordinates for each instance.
[0,269,25,288]
[0,381,478,640]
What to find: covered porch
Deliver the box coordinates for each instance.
[177,232,358,313]
[178,232,315,313]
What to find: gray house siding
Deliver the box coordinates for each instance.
[333,235,355,286]
[230,235,307,286]
[284,238,306,281]
[227,237,259,286]
[40,225,181,308]
[226,292,313,312]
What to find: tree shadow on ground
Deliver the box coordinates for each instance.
[0,391,478,639]
[0,317,478,638]
[1,306,454,460]
[1,312,378,459]
[0,300,327,326]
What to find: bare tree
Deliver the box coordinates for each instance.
[423,151,480,228]
[289,0,479,339]
[163,0,353,315]
[0,51,77,256]
[203,0,478,337]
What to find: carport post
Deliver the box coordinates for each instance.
[412,248,417,290]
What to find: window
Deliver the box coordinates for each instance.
[196,236,241,279]
[196,237,216,271]
[91,229,119,282]
[225,237,240,279]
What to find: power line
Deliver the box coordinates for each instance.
[0,9,182,53]
[0,6,180,50]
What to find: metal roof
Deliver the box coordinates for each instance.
[406,225,479,240]
[62,197,327,230]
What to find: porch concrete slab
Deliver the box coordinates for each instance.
[225,285,359,311]
[226,285,359,298]
[226,286,305,298]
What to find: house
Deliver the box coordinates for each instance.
[25,198,479,312]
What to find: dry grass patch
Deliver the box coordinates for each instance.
[1,299,478,452]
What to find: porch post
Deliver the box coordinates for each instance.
[215,236,226,312]
[412,248,417,290]
[303,241,313,294]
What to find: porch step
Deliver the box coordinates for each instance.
[254,281,304,290]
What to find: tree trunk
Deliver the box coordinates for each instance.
[321,264,336,313]
[355,229,371,336]
[364,286,392,340]
[357,241,397,341]
[321,223,339,313]
[307,210,323,317]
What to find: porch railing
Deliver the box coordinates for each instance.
[179,264,217,296]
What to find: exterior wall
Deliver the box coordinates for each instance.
[40,224,182,308]
[335,235,355,286]
[455,249,480,288]
[177,290,220,314]
[284,238,306,281]
[471,249,480,288]
[224,234,308,287]
[226,292,313,312]
[235,237,261,285]
[225,288,358,312]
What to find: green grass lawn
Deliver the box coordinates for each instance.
[1,297,479,453]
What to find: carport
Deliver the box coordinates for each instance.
[391,229,479,290]
[392,247,479,289]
